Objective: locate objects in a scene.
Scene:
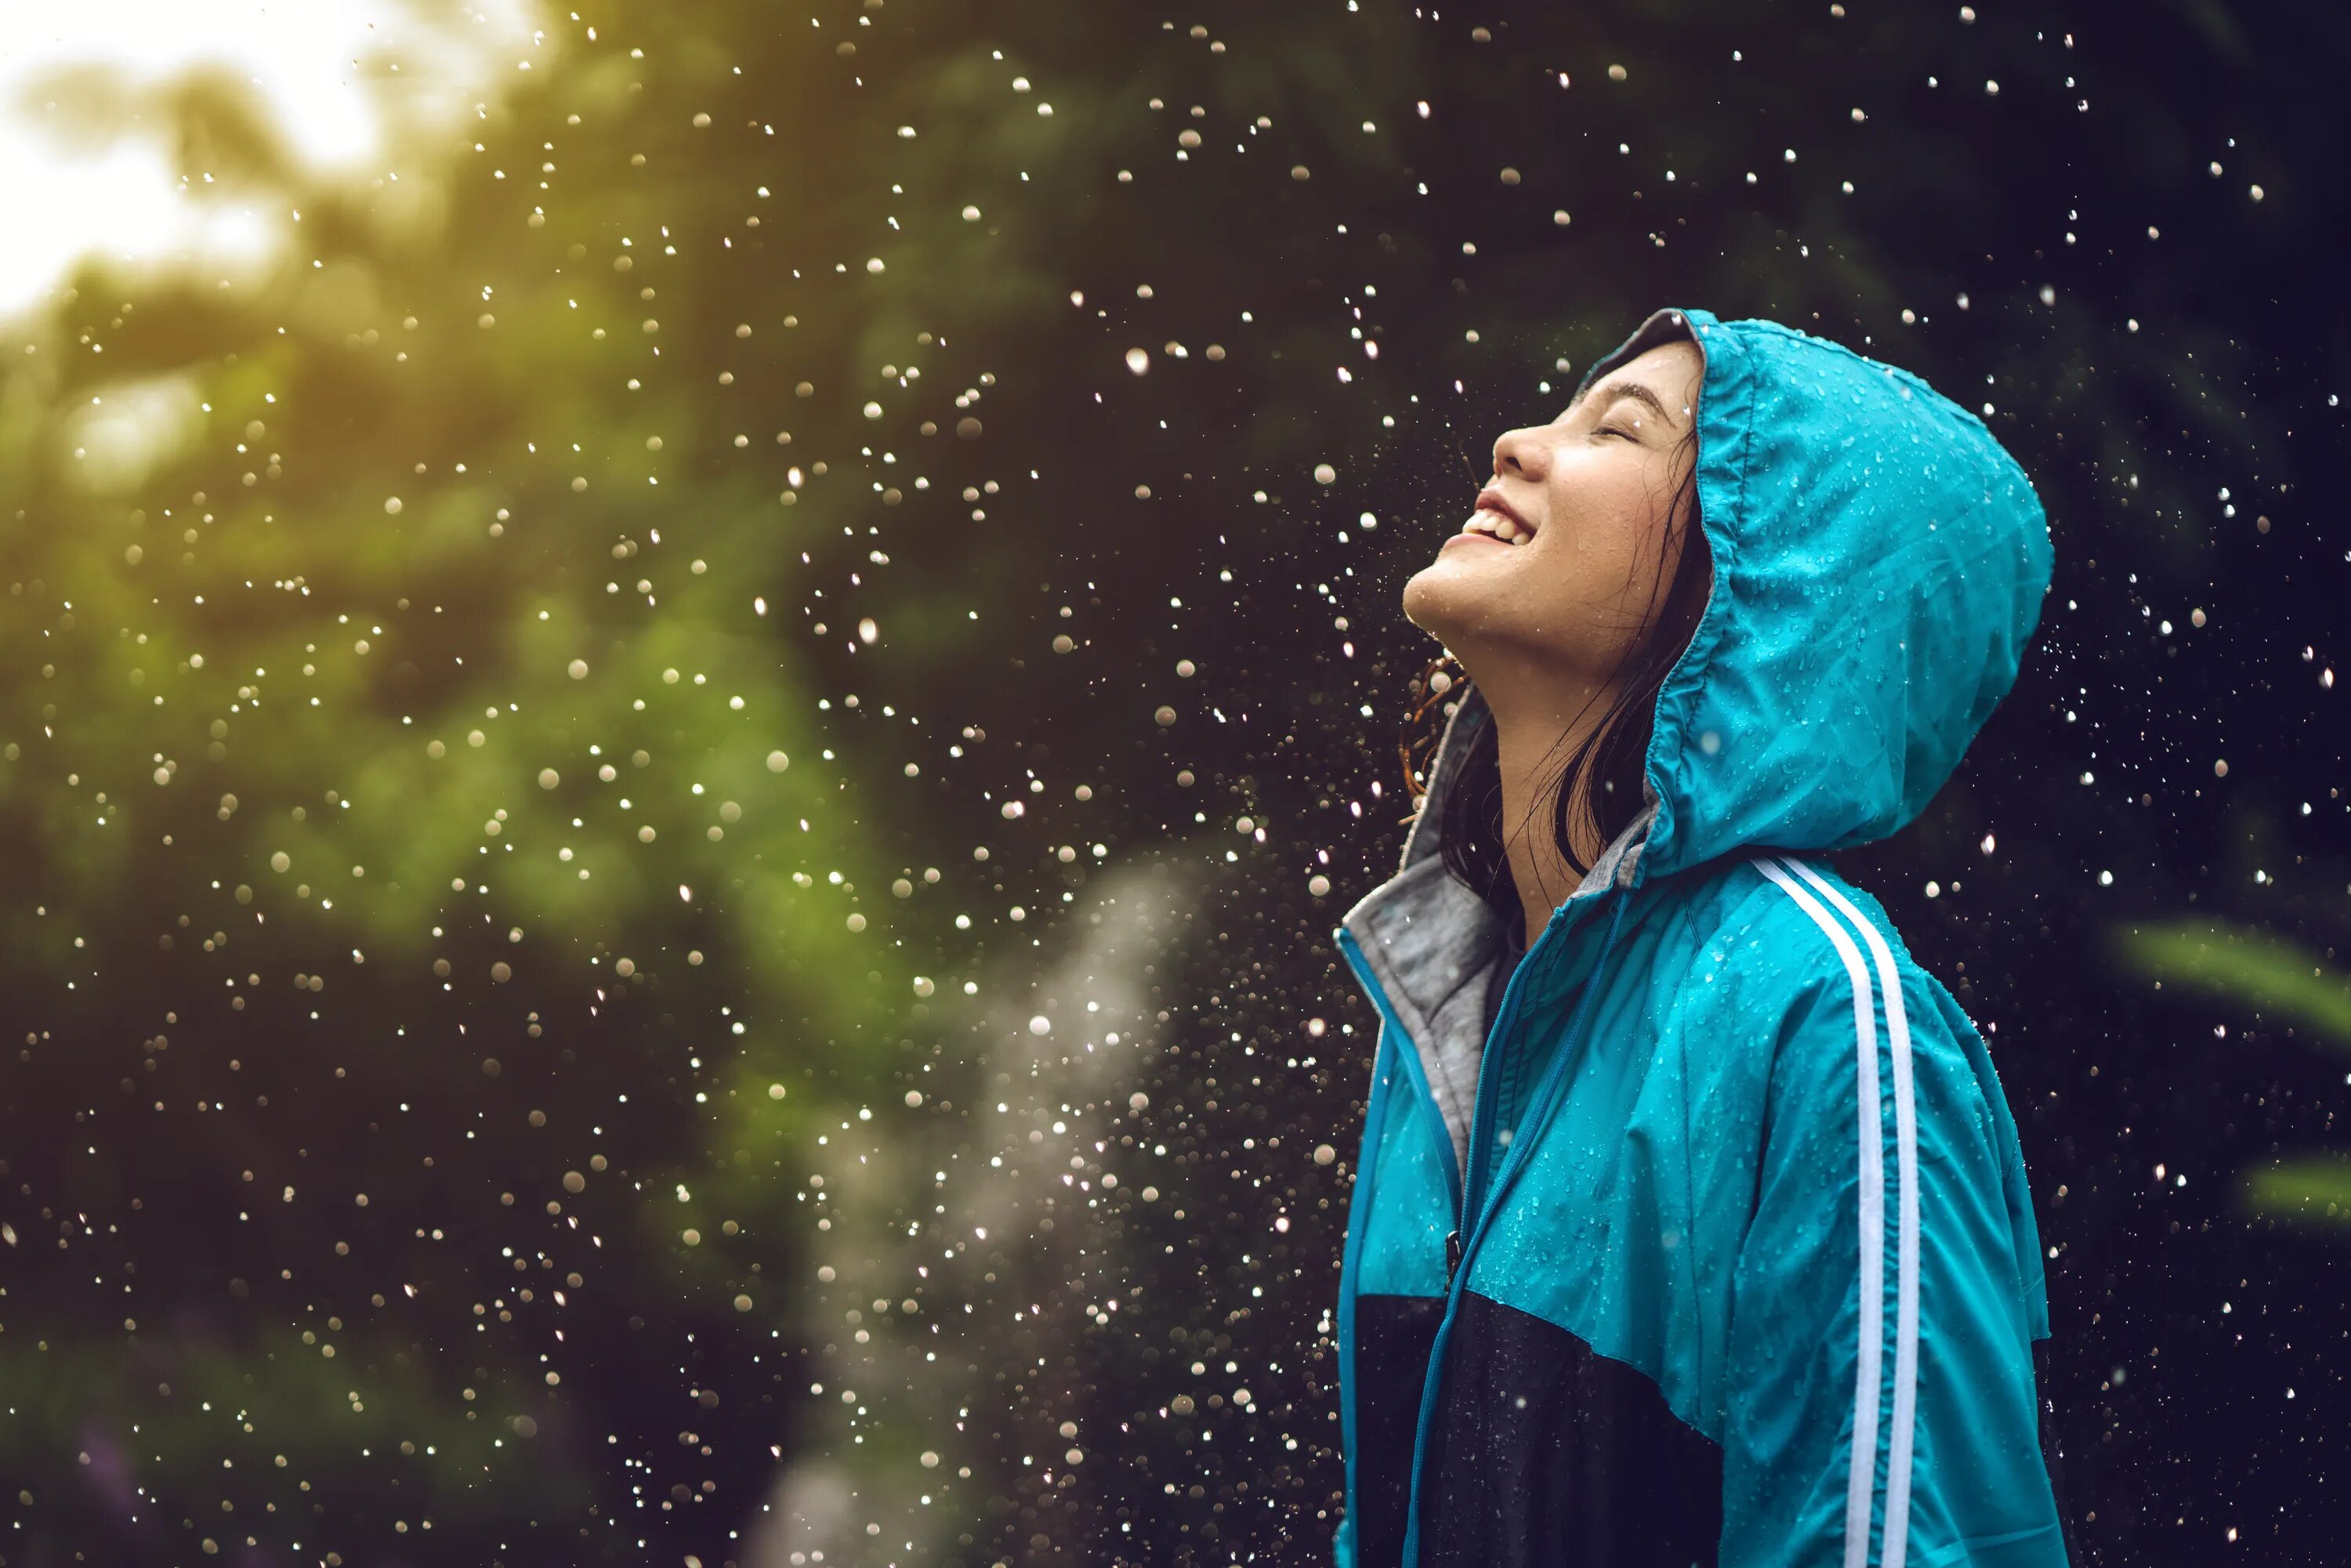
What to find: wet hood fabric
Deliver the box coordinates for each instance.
[1593,306,2052,884]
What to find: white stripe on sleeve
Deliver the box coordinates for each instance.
[1753,855,1889,1568]
[1783,857,1921,1568]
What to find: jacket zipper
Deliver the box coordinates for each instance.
[1337,903,1574,1291]
[1345,896,1588,1568]
[1451,902,1572,1279]
[1341,878,1637,1568]
[1400,886,1634,1568]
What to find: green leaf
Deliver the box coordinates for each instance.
[2244,1157,2351,1229]
[2108,918,2351,1049]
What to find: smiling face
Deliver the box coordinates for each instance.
[1403,338,1705,690]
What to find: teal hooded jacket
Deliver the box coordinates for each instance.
[1331,309,2074,1568]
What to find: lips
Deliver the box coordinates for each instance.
[1441,527,1509,552]
[1476,487,1535,534]
[1461,487,1537,545]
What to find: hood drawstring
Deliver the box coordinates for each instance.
[1396,883,1638,1566]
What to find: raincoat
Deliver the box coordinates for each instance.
[1332,308,2075,1568]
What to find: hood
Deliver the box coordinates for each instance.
[1393,305,2053,893]
[1594,306,2052,882]
[1339,306,2052,1166]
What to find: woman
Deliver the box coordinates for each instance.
[1331,308,2076,1568]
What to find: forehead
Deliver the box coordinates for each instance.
[1563,337,1704,423]
[1594,339,1702,393]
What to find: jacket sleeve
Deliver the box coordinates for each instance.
[1716,890,2070,1568]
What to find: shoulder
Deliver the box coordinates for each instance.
[1651,853,1895,1004]
[1654,853,1977,1087]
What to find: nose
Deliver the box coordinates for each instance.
[1491,425,1550,487]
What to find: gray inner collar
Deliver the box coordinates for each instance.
[1339,683,1655,1171]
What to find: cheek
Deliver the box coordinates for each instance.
[1541,468,1663,596]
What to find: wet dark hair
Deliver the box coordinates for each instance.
[1400,415,1713,922]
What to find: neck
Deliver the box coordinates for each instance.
[1476,667,1621,950]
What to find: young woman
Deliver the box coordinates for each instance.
[1332,308,2077,1568]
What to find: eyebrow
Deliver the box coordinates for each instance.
[1572,378,1680,430]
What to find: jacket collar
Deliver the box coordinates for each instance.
[1338,683,1654,1171]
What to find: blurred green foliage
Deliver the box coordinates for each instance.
[2108,922,2351,1051]
[2109,918,2351,1233]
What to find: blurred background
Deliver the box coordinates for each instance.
[2,2,2346,1564]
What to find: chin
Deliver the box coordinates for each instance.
[1401,556,1480,643]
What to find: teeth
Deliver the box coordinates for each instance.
[1467,512,1542,550]
[1465,510,1531,544]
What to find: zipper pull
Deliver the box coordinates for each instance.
[1444,1229,1463,1287]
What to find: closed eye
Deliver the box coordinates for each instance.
[1596,423,1638,440]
